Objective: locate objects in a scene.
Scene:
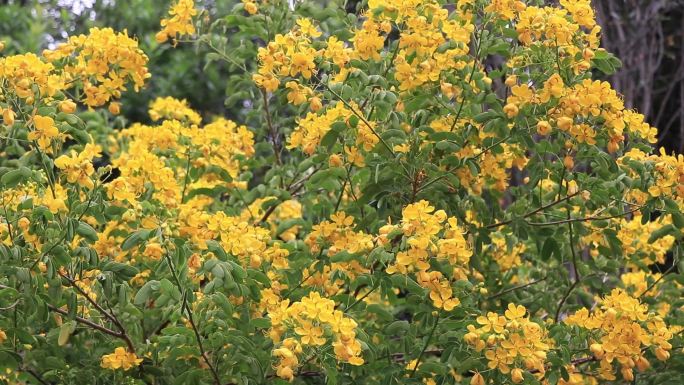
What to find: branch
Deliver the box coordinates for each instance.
[527,205,642,226]
[487,277,548,300]
[486,191,581,229]
[410,313,440,377]
[59,272,136,352]
[46,303,126,340]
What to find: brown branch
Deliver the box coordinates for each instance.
[487,277,548,300]
[59,272,136,352]
[527,205,642,227]
[486,191,581,229]
[46,303,126,340]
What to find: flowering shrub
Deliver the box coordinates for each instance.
[0,1,682,385]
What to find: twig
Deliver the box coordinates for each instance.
[60,272,136,352]
[46,303,127,340]
[410,313,440,377]
[527,206,643,226]
[486,191,581,229]
[639,263,677,298]
[487,277,548,300]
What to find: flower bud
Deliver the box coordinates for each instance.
[635,356,650,372]
[655,347,670,361]
[329,154,343,167]
[607,140,619,154]
[511,368,524,384]
[563,155,574,170]
[620,367,634,381]
[536,120,552,136]
[557,116,573,131]
[309,96,322,112]
[504,103,519,118]
[505,75,517,87]
[244,1,258,14]
[108,102,121,115]
[60,100,77,114]
[2,108,15,126]
[471,372,485,385]
[155,31,168,43]
[588,343,604,359]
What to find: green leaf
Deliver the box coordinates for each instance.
[0,167,31,188]
[121,229,152,251]
[57,321,76,346]
[76,221,98,243]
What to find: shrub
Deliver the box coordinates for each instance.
[0,1,682,384]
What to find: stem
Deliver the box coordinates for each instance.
[46,303,127,340]
[486,191,581,229]
[639,263,677,298]
[162,246,222,385]
[60,273,136,352]
[180,152,192,204]
[261,89,282,166]
[527,205,643,226]
[410,313,440,377]
[487,277,548,300]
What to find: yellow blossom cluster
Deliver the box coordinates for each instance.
[505,74,657,152]
[288,101,353,155]
[149,96,202,125]
[28,115,62,152]
[253,18,321,92]
[464,303,552,383]
[266,291,364,381]
[515,3,600,70]
[487,232,525,271]
[620,271,662,298]
[383,200,471,311]
[455,142,528,194]
[304,212,374,285]
[177,209,290,270]
[156,0,198,44]
[565,289,675,381]
[240,198,303,241]
[0,53,63,101]
[367,0,474,91]
[620,148,684,202]
[43,27,150,108]
[55,143,102,190]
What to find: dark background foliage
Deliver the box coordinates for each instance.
[1,0,682,153]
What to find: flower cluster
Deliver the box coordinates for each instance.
[149,96,202,125]
[266,291,364,381]
[565,289,675,381]
[55,143,102,190]
[465,304,552,383]
[383,200,471,311]
[156,0,198,45]
[368,0,474,91]
[43,27,150,108]
[253,18,321,92]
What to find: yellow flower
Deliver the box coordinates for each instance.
[100,347,142,370]
[242,0,258,15]
[28,115,59,151]
[504,303,526,320]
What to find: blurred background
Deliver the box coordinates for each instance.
[1,0,683,153]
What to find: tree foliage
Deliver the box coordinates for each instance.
[0,1,682,385]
